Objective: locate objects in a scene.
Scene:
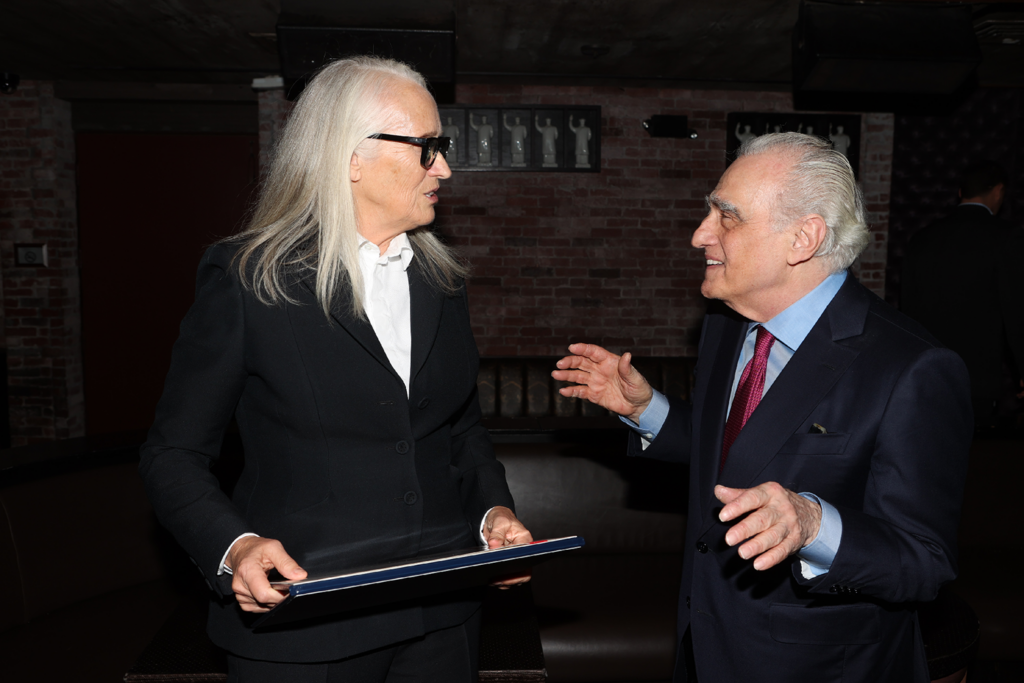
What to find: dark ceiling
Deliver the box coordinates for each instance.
[2,0,1022,96]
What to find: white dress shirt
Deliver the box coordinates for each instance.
[358,232,415,394]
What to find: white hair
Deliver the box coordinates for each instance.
[229,56,466,319]
[737,132,869,273]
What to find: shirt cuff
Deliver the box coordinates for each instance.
[218,532,260,576]
[479,507,498,546]
[796,493,842,579]
[618,390,670,450]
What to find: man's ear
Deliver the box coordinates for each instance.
[788,215,827,266]
[350,153,362,183]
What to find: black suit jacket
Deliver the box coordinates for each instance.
[140,243,515,662]
[902,204,1024,418]
[632,276,972,683]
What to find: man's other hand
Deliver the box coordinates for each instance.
[226,536,307,612]
[484,506,534,589]
[715,483,822,571]
[552,343,654,423]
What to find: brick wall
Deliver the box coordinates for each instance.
[257,90,294,172]
[0,81,85,445]
[260,84,893,358]
[858,112,895,296]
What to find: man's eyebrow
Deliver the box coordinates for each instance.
[706,193,743,220]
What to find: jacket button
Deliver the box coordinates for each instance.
[686,595,691,608]
[404,491,418,505]
[696,542,708,554]
[396,441,409,454]
[418,397,430,409]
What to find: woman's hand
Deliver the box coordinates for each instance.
[226,536,307,612]
[483,506,534,588]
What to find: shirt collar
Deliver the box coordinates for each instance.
[958,202,993,215]
[357,232,416,271]
[756,270,847,352]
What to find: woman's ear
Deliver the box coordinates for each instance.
[350,154,362,183]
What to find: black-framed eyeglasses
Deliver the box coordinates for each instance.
[368,134,452,169]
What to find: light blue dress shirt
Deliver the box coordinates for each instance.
[626,271,847,577]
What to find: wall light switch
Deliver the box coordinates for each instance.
[15,243,48,267]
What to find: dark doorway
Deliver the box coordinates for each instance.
[77,133,258,435]
[886,88,1023,309]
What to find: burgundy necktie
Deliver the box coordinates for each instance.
[721,325,776,471]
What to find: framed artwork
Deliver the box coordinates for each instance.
[439,105,601,172]
[725,113,861,178]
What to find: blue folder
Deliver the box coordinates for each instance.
[252,536,585,630]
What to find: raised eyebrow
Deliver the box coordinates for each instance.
[706,194,742,220]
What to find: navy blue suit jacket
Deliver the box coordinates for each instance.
[631,275,971,682]
[140,243,515,662]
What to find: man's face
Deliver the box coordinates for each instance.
[691,152,797,320]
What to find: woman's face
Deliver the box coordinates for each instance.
[350,80,451,248]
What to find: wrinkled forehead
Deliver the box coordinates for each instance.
[377,80,441,134]
[714,152,793,214]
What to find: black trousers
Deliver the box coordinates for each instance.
[227,610,482,683]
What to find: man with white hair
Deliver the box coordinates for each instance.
[553,133,972,682]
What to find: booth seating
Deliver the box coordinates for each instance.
[0,441,186,683]
[0,356,1020,682]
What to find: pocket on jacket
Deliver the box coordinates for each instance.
[769,603,881,645]
[777,432,849,455]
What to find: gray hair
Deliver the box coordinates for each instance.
[736,132,869,273]
[229,56,466,319]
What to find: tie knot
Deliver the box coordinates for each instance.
[753,325,776,360]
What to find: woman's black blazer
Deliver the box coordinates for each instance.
[139,242,515,663]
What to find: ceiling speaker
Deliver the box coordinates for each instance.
[794,1,981,96]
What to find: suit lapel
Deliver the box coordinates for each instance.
[297,251,445,392]
[300,277,400,383]
[697,310,747,518]
[407,259,445,387]
[698,276,871,538]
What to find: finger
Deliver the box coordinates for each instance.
[724,506,777,547]
[554,354,588,371]
[265,546,307,581]
[557,383,598,401]
[491,570,532,587]
[734,519,787,558]
[618,351,634,381]
[240,567,290,606]
[233,583,274,613]
[503,523,534,546]
[566,343,614,363]
[715,485,743,506]
[752,543,793,571]
[238,602,271,613]
[718,485,771,522]
[485,517,511,548]
[551,368,598,385]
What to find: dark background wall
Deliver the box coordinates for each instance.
[422,85,892,358]
[887,88,1024,308]
[3,82,895,441]
[76,133,258,435]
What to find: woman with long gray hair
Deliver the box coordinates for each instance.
[140,56,531,682]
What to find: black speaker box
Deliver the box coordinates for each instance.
[794,0,981,98]
[277,25,455,100]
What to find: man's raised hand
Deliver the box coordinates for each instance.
[552,343,654,423]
